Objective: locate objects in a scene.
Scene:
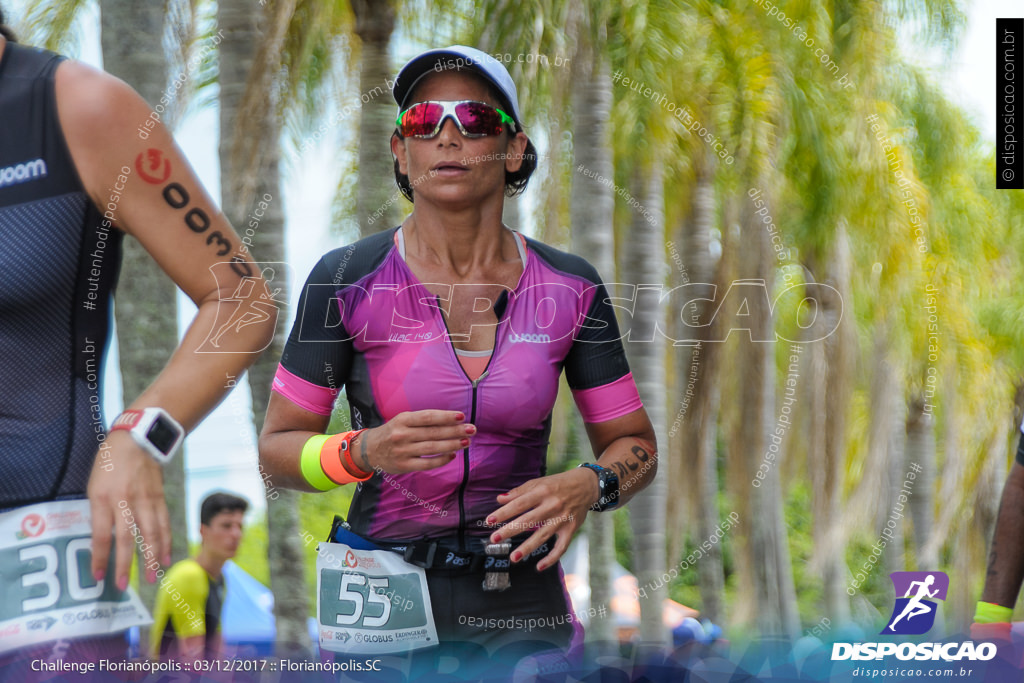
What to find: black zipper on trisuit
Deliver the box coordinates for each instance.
[431,294,499,551]
[457,375,486,550]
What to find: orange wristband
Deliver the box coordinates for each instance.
[320,430,370,485]
[342,431,373,478]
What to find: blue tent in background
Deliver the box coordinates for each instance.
[222,561,276,657]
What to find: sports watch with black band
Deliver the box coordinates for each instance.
[577,463,620,512]
[109,408,185,464]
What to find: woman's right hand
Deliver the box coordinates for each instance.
[358,410,473,474]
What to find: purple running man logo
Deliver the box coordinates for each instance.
[882,571,949,635]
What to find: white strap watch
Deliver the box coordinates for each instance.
[109,408,184,464]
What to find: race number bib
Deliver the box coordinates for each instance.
[0,500,151,654]
[316,542,437,654]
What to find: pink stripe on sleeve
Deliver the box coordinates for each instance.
[271,364,337,416]
[571,373,643,424]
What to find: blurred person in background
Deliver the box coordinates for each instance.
[150,492,248,660]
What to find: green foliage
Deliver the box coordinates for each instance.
[785,482,824,627]
[20,0,91,53]
[845,533,897,623]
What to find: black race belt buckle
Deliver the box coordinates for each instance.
[482,542,511,592]
[397,538,551,580]
[400,542,479,570]
[402,541,438,569]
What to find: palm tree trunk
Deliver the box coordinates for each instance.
[569,60,614,279]
[98,0,186,624]
[819,223,853,622]
[218,0,309,655]
[954,426,1004,628]
[676,153,725,624]
[585,479,616,646]
[847,323,899,532]
[806,305,830,607]
[351,0,397,237]
[570,45,616,649]
[973,383,1018,555]
[882,388,907,575]
[623,163,668,647]
[921,364,962,565]
[905,396,935,566]
[734,181,798,638]
[721,196,757,627]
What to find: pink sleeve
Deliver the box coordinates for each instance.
[571,373,643,424]
[271,364,337,416]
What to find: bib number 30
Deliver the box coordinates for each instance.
[3,536,121,621]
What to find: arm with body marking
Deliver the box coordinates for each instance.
[486,409,657,572]
[56,59,274,590]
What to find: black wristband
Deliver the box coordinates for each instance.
[578,463,620,512]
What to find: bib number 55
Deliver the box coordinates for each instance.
[333,573,391,627]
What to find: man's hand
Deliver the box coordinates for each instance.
[87,431,170,591]
[485,468,596,572]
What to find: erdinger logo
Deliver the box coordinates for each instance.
[882,571,948,635]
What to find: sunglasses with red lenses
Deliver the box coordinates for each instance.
[396,100,516,138]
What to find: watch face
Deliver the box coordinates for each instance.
[146,416,180,454]
[600,470,619,507]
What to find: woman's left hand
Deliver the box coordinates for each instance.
[484,468,598,572]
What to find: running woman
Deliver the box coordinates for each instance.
[0,9,273,670]
[259,46,657,669]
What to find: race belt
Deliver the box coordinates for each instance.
[327,517,552,592]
